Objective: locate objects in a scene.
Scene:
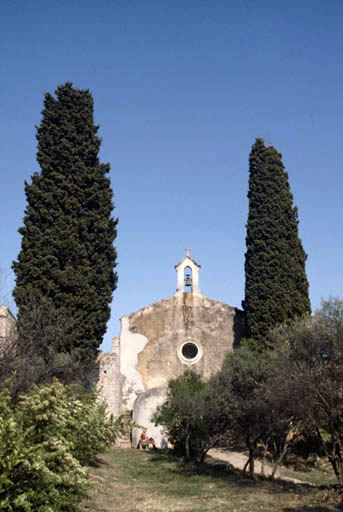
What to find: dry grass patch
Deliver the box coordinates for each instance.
[82,448,342,512]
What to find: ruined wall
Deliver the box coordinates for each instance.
[97,336,121,415]
[0,306,16,357]
[120,292,244,411]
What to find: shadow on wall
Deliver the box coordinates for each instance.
[233,309,246,349]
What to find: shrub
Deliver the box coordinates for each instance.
[153,370,229,462]
[0,379,130,511]
[62,386,129,466]
[0,379,87,512]
[268,298,343,485]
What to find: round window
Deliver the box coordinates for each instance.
[178,339,203,365]
[181,342,198,359]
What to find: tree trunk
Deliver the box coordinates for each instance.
[248,444,256,480]
[243,458,249,475]
[316,425,343,486]
[185,427,191,460]
[271,441,289,479]
[261,439,269,478]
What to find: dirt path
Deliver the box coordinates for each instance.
[208,448,309,484]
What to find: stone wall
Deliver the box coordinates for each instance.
[0,306,16,357]
[120,292,244,412]
[97,336,121,416]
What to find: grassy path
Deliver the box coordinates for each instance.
[82,448,340,512]
[208,448,336,486]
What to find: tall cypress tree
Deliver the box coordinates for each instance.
[242,138,310,347]
[13,83,117,361]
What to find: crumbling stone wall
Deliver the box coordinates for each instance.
[120,292,244,412]
[0,306,16,357]
[97,336,121,415]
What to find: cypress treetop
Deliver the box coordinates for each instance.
[242,138,310,347]
[13,82,118,362]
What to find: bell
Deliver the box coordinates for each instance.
[185,274,192,287]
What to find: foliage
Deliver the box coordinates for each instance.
[214,347,276,478]
[0,300,95,393]
[153,370,228,462]
[0,379,87,511]
[12,82,117,363]
[268,298,343,485]
[0,379,129,511]
[154,351,300,478]
[211,299,343,483]
[153,370,205,460]
[61,387,130,466]
[242,138,310,349]
[239,337,265,354]
[155,300,343,483]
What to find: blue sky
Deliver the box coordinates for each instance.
[1,0,343,352]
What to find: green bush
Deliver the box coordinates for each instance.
[0,379,129,511]
[0,379,87,511]
[62,386,129,466]
[153,370,228,462]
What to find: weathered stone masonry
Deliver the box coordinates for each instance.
[0,252,243,448]
[0,306,16,357]
[98,251,244,445]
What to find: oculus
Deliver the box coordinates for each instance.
[178,339,203,365]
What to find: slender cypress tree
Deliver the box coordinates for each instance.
[242,138,310,347]
[13,83,117,361]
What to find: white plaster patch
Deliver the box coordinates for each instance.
[131,386,168,449]
[120,315,149,410]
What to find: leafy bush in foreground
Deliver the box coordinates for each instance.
[0,379,129,511]
[62,386,129,466]
[0,380,87,511]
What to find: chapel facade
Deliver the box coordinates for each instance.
[98,249,244,446]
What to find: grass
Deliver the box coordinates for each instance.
[81,448,343,512]
[278,462,337,486]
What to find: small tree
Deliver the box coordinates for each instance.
[216,347,275,478]
[13,83,117,363]
[215,345,302,480]
[269,298,343,485]
[242,138,310,349]
[153,371,206,461]
[153,370,229,462]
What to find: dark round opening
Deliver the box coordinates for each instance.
[181,342,198,360]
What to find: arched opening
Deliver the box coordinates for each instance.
[184,266,192,291]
